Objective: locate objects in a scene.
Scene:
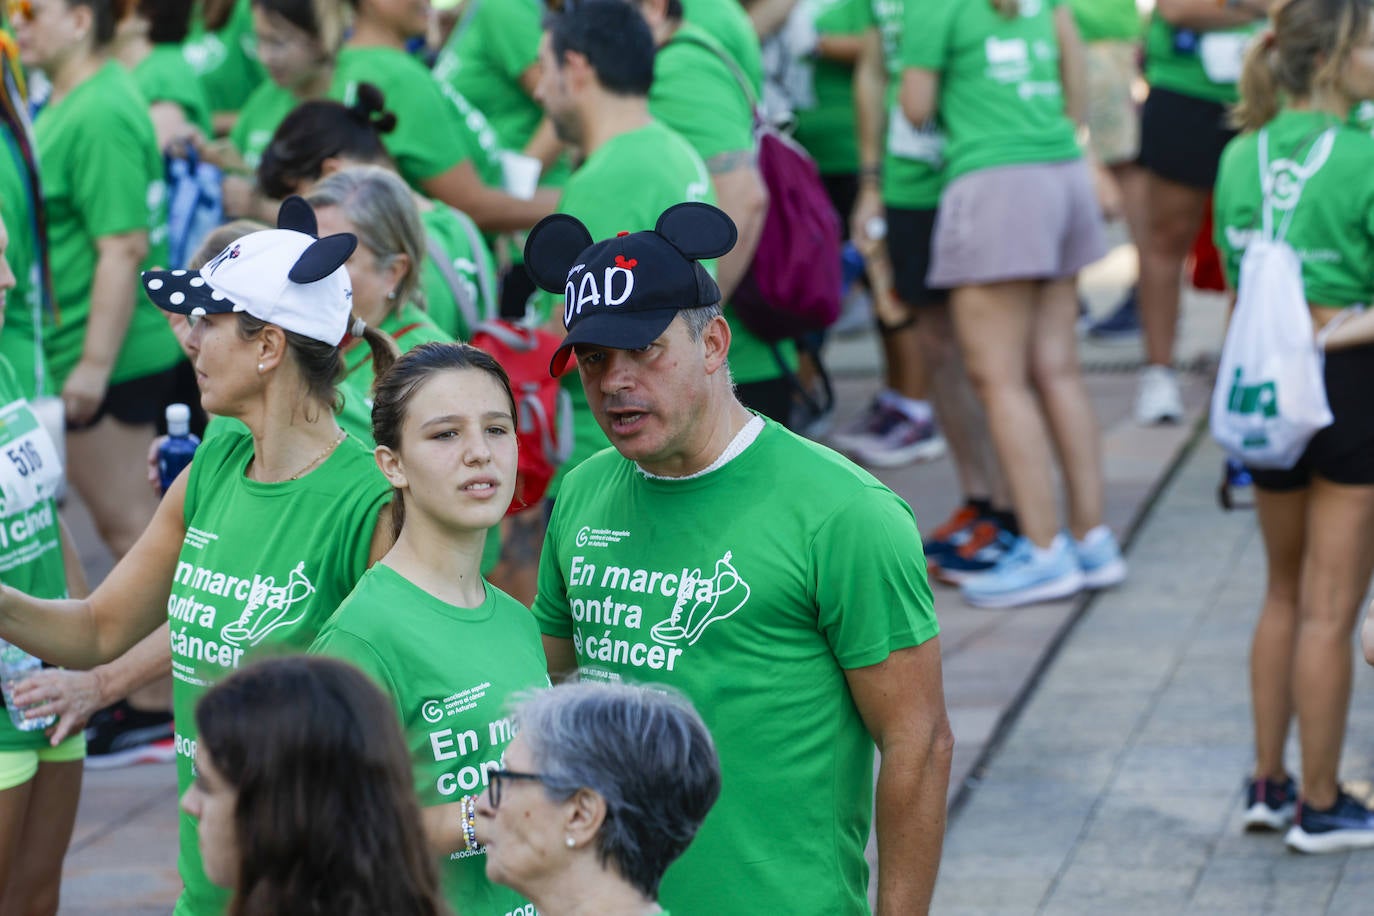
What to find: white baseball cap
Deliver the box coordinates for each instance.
[141,197,357,346]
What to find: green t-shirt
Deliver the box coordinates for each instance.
[133,44,214,137]
[184,0,266,116]
[1143,14,1265,105]
[548,121,713,497]
[0,358,69,751]
[432,0,542,156]
[226,77,296,170]
[335,46,492,190]
[902,0,1079,180]
[170,430,391,916]
[862,0,945,209]
[654,25,755,163]
[231,51,505,191]
[0,125,46,399]
[532,418,939,916]
[1069,0,1140,44]
[419,202,498,340]
[793,0,868,174]
[1214,110,1374,307]
[310,565,548,916]
[35,61,182,389]
[680,0,766,97]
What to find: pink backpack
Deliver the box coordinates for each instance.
[677,34,843,342]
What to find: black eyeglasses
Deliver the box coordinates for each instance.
[486,769,545,808]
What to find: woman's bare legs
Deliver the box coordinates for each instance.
[1291,478,1374,809]
[951,281,1061,546]
[1030,278,1106,538]
[1250,486,1306,783]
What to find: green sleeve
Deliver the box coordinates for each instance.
[1213,143,1241,290]
[309,626,403,701]
[72,115,155,238]
[361,69,469,184]
[651,42,753,161]
[900,0,956,71]
[811,487,939,669]
[483,0,542,81]
[530,499,575,638]
[856,0,875,30]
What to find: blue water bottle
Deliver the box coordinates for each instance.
[158,404,200,492]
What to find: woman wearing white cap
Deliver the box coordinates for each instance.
[0,197,399,916]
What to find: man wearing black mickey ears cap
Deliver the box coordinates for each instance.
[528,202,954,916]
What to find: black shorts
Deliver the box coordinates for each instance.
[1138,86,1237,189]
[886,206,949,308]
[820,172,859,242]
[66,363,187,433]
[735,376,792,424]
[1249,343,1374,491]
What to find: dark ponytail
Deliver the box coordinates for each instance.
[258,85,397,199]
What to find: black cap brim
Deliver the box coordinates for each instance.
[550,308,679,377]
[142,270,237,316]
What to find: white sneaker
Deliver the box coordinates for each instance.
[1134,365,1183,425]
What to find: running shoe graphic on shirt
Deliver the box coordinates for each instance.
[650,550,750,648]
[219,560,317,647]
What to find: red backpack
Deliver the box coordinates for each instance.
[469,320,573,514]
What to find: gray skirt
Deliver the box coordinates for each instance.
[927,159,1108,288]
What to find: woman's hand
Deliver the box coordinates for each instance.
[1091,160,1124,222]
[147,435,169,495]
[62,361,110,426]
[849,185,886,261]
[10,666,108,745]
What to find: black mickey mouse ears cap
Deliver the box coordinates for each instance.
[523,202,738,376]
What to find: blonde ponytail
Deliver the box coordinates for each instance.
[1231,35,1281,131]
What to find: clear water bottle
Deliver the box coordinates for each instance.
[0,639,55,731]
[158,404,200,493]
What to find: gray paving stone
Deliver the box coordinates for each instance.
[1041,863,1198,911]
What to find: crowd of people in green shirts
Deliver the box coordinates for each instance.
[3,0,1374,911]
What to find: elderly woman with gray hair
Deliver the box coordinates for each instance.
[475,681,721,916]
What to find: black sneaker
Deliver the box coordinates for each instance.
[1243,775,1296,832]
[83,700,175,769]
[1285,790,1374,853]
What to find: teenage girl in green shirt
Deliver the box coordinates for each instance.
[1215,0,1374,854]
[311,343,549,916]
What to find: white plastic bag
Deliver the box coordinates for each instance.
[1210,128,1337,469]
[1210,239,1332,468]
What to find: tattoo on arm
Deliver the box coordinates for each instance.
[707,149,757,175]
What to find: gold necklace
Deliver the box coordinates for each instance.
[254,431,346,483]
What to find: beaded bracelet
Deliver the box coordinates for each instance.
[460,795,480,852]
